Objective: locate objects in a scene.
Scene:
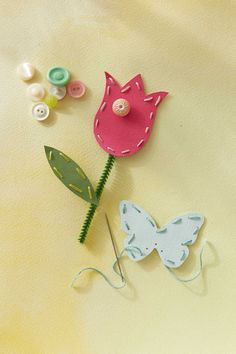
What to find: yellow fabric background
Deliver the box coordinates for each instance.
[0,1,235,353]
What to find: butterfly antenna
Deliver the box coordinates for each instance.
[105,213,124,281]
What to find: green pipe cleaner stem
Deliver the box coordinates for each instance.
[79,154,116,243]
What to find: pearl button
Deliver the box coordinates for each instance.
[32,102,50,121]
[27,83,45,101]
[112,98,130,117]
[49,85,66,100]
[17,62,35,81]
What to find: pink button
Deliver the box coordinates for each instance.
[67,80,86,98]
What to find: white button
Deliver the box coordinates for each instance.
[49,85,66,100]
[32,102,50,121]
[27,83,45,101]
[17,63,35,81]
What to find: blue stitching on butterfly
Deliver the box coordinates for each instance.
[172,218,182,224]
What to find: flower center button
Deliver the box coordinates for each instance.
[112,98,130,117]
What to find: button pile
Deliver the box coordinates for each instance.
[17,63,86,121]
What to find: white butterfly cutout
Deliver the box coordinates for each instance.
[120,201,205,268]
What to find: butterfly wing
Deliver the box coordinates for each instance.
[155,213,204,268]
[120,200,158,261]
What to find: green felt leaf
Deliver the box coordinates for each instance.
[44,146,98,205]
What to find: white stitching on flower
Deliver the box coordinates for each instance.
[135,82,141,90]
[155,96,161,106]
[144,97,153,102]
[97,134,103,142]
[137,139,144,147]
[100,102,106,112]
[121,86,131,93]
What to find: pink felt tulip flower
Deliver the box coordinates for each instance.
[94,72,168,157]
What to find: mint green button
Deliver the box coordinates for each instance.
[47,67,70,87]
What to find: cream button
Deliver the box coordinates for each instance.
[32,102,50,121]
[49,85,66,100]
[17,62,35,81]
[27,83,45,101]
[112,98,130,117]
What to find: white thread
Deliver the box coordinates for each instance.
[121,86,131,93]
[107,147,115,152]
[155,96,161,106]
[137,139,144,147]
[135,82,141,90]
[145,127,150,133]
[97,134,103,142]
[144,96,153,102]
[121,149,130,154]
[95,119,99,127]
[149,112,154,119]
[107,85,110,96]
[100,102,106,112]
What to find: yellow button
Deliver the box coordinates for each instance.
[43,95,58,108]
